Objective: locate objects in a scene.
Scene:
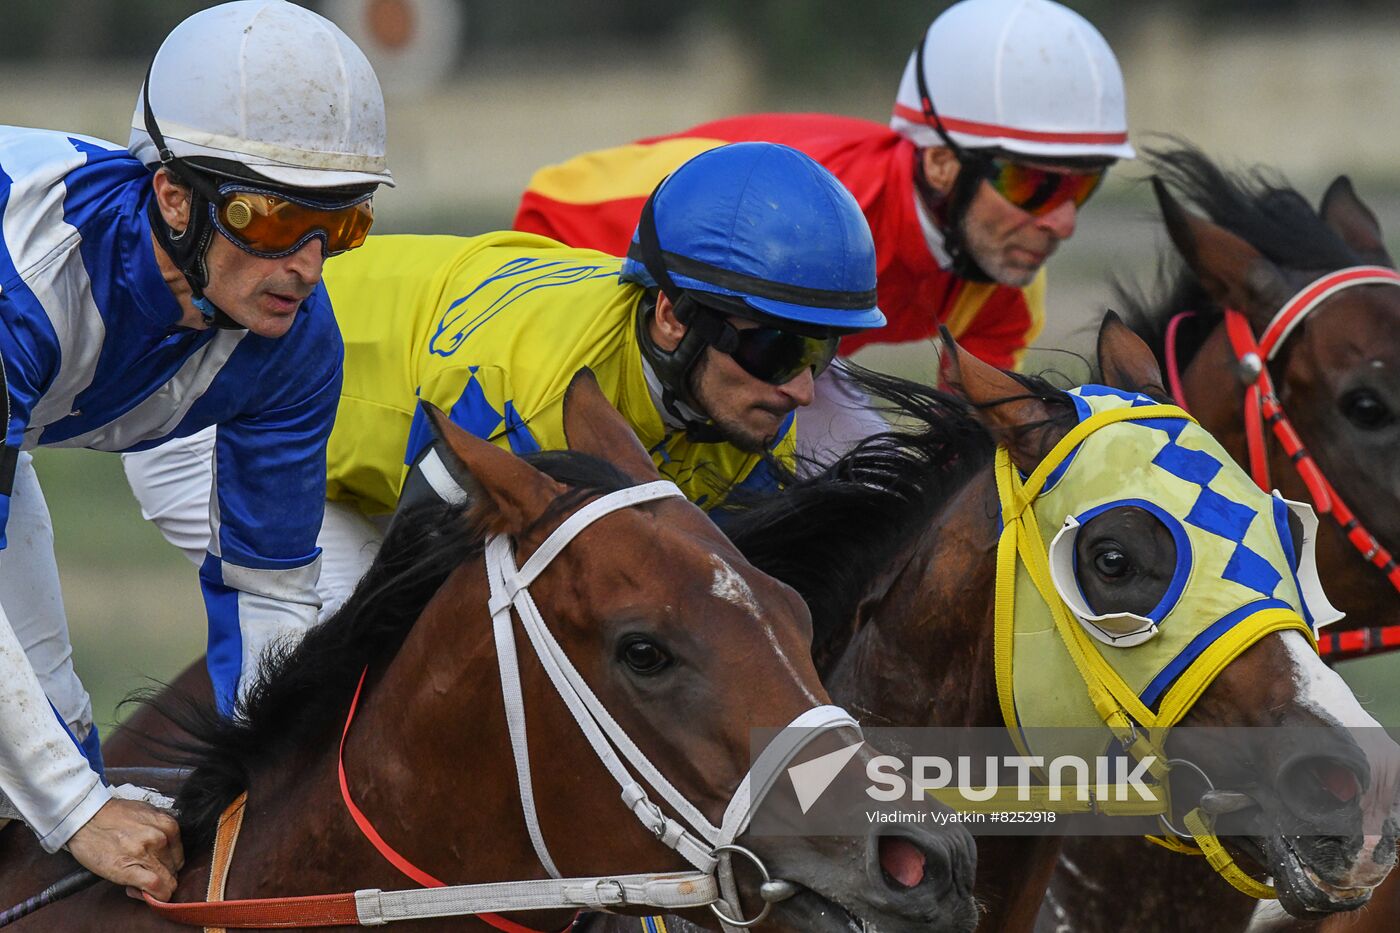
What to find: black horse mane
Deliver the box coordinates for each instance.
[164,449,633,850]
[1119,140,1363,371]
[722,364,1074,663]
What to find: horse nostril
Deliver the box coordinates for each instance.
[878,836,927,888]
[1314,760,1362,804]
[1282,755,1366,817]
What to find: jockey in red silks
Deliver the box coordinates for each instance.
[515,0,1134,464]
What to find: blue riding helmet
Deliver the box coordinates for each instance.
[621,142,886,332]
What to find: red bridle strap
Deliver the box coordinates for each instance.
[1222,309,1331,505]
[1162,310,1197,411]
[337,668,445,889]
[1257,265,1400,359]
[1317,625,1400,661]
[336,666,558,933]
[1219,266,1400,659]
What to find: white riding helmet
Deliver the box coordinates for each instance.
[128,0,394,190]
[891,0,1134,161]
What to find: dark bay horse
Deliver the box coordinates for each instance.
[1043,147,1400,933]
[0,373,977,931]
[601,319,1400,933]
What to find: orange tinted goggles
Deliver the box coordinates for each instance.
[983,158,1106,217]
[211,186,375,259]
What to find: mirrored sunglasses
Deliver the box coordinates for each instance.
[210,185,375,259]
[983,159,1106,217]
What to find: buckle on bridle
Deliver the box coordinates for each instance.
[1236,352,1264,384]
[593,878,628,907]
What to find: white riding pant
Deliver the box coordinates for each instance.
[123,426,384,622]
[126,372,893,604]
[795,365,891,473]
[0,451,110,850]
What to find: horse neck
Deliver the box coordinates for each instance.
[823,470,1003,728]
[197,563,566,910]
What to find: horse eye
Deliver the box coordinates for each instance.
[619,637,671,676]
[1340,389,1393,430]
[1093,549,1131,578]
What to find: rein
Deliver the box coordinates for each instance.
[142,481,860,929]
[1163,265,1400,660]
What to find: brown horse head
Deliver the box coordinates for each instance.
[1135,147,1400,634]
[1083,317,1400,917]
[103,369,974,933]
[727,321,1398,929]
[507,369,977,932]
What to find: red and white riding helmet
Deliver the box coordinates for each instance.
[891,0,1135,162]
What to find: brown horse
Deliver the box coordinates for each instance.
[696,319,1393,933]
[0,372,977,931]
[1042,147,1400,933]
[591,319,1400,933]
[585,318,1400,933]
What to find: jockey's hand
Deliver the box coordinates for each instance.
[65,797,184,901]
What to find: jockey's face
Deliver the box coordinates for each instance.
[960,175,1076,287]
[650,293,817,452]
[201,231,325,338]
[921,147,1098,287]
[690,331,816,453]
[151,170,326,337]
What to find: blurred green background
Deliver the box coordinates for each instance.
[4,0,1400,734]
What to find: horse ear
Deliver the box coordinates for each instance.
[1096,311,1168,399]
[422,403,562,533]
[1320,175,1394,267]
[940,328,1064,474]
[1153,176,1291,333]
[561,368,661,484]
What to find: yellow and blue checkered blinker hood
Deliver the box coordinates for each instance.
[996,387,1342,756]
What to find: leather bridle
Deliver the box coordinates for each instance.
[1165,265,1400,659]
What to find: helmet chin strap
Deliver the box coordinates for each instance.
[143,193,242,331]
[634,294,730,444]
[630,190,735,444]
[911,34,996,285]
[142,64,245,331]
[914,149,996,284]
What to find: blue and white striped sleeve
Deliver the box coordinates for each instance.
[200,346,343,717]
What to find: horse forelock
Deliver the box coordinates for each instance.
[1119,140,1367,372]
